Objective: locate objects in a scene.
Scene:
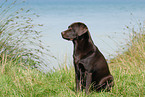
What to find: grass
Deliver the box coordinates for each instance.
[0,23,145,97]
[109,26,145,96]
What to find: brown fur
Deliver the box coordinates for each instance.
[61,22,114,94]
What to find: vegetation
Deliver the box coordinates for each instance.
[0,0,144,97]
[0,0,50,69]
[108,23,145,97]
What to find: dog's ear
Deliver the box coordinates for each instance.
[77,25,88,36]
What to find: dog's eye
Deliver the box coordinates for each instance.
[68,27,73,31]
[68,27,75,33]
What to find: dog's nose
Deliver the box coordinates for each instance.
[61,31,65,35]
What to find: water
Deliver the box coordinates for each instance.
[24,0,145,70]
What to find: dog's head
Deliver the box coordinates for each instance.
[61,22,88,41]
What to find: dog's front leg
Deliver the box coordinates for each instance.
[75,72,81,92]
[74,62,81,92]
[86,72,92,94]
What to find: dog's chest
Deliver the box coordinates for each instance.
[73,54,81,64]
[73,53,92,65]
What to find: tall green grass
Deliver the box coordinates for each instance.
[0,0,50,69]
[108,23,145,96]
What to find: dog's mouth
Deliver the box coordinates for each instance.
[62,37,73,41]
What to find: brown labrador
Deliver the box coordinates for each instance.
[61,22,114,94]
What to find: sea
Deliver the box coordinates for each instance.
[15,0,145,70]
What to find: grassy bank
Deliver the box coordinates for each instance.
[0,26,145,97]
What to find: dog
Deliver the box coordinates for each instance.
[61,22,114,94]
